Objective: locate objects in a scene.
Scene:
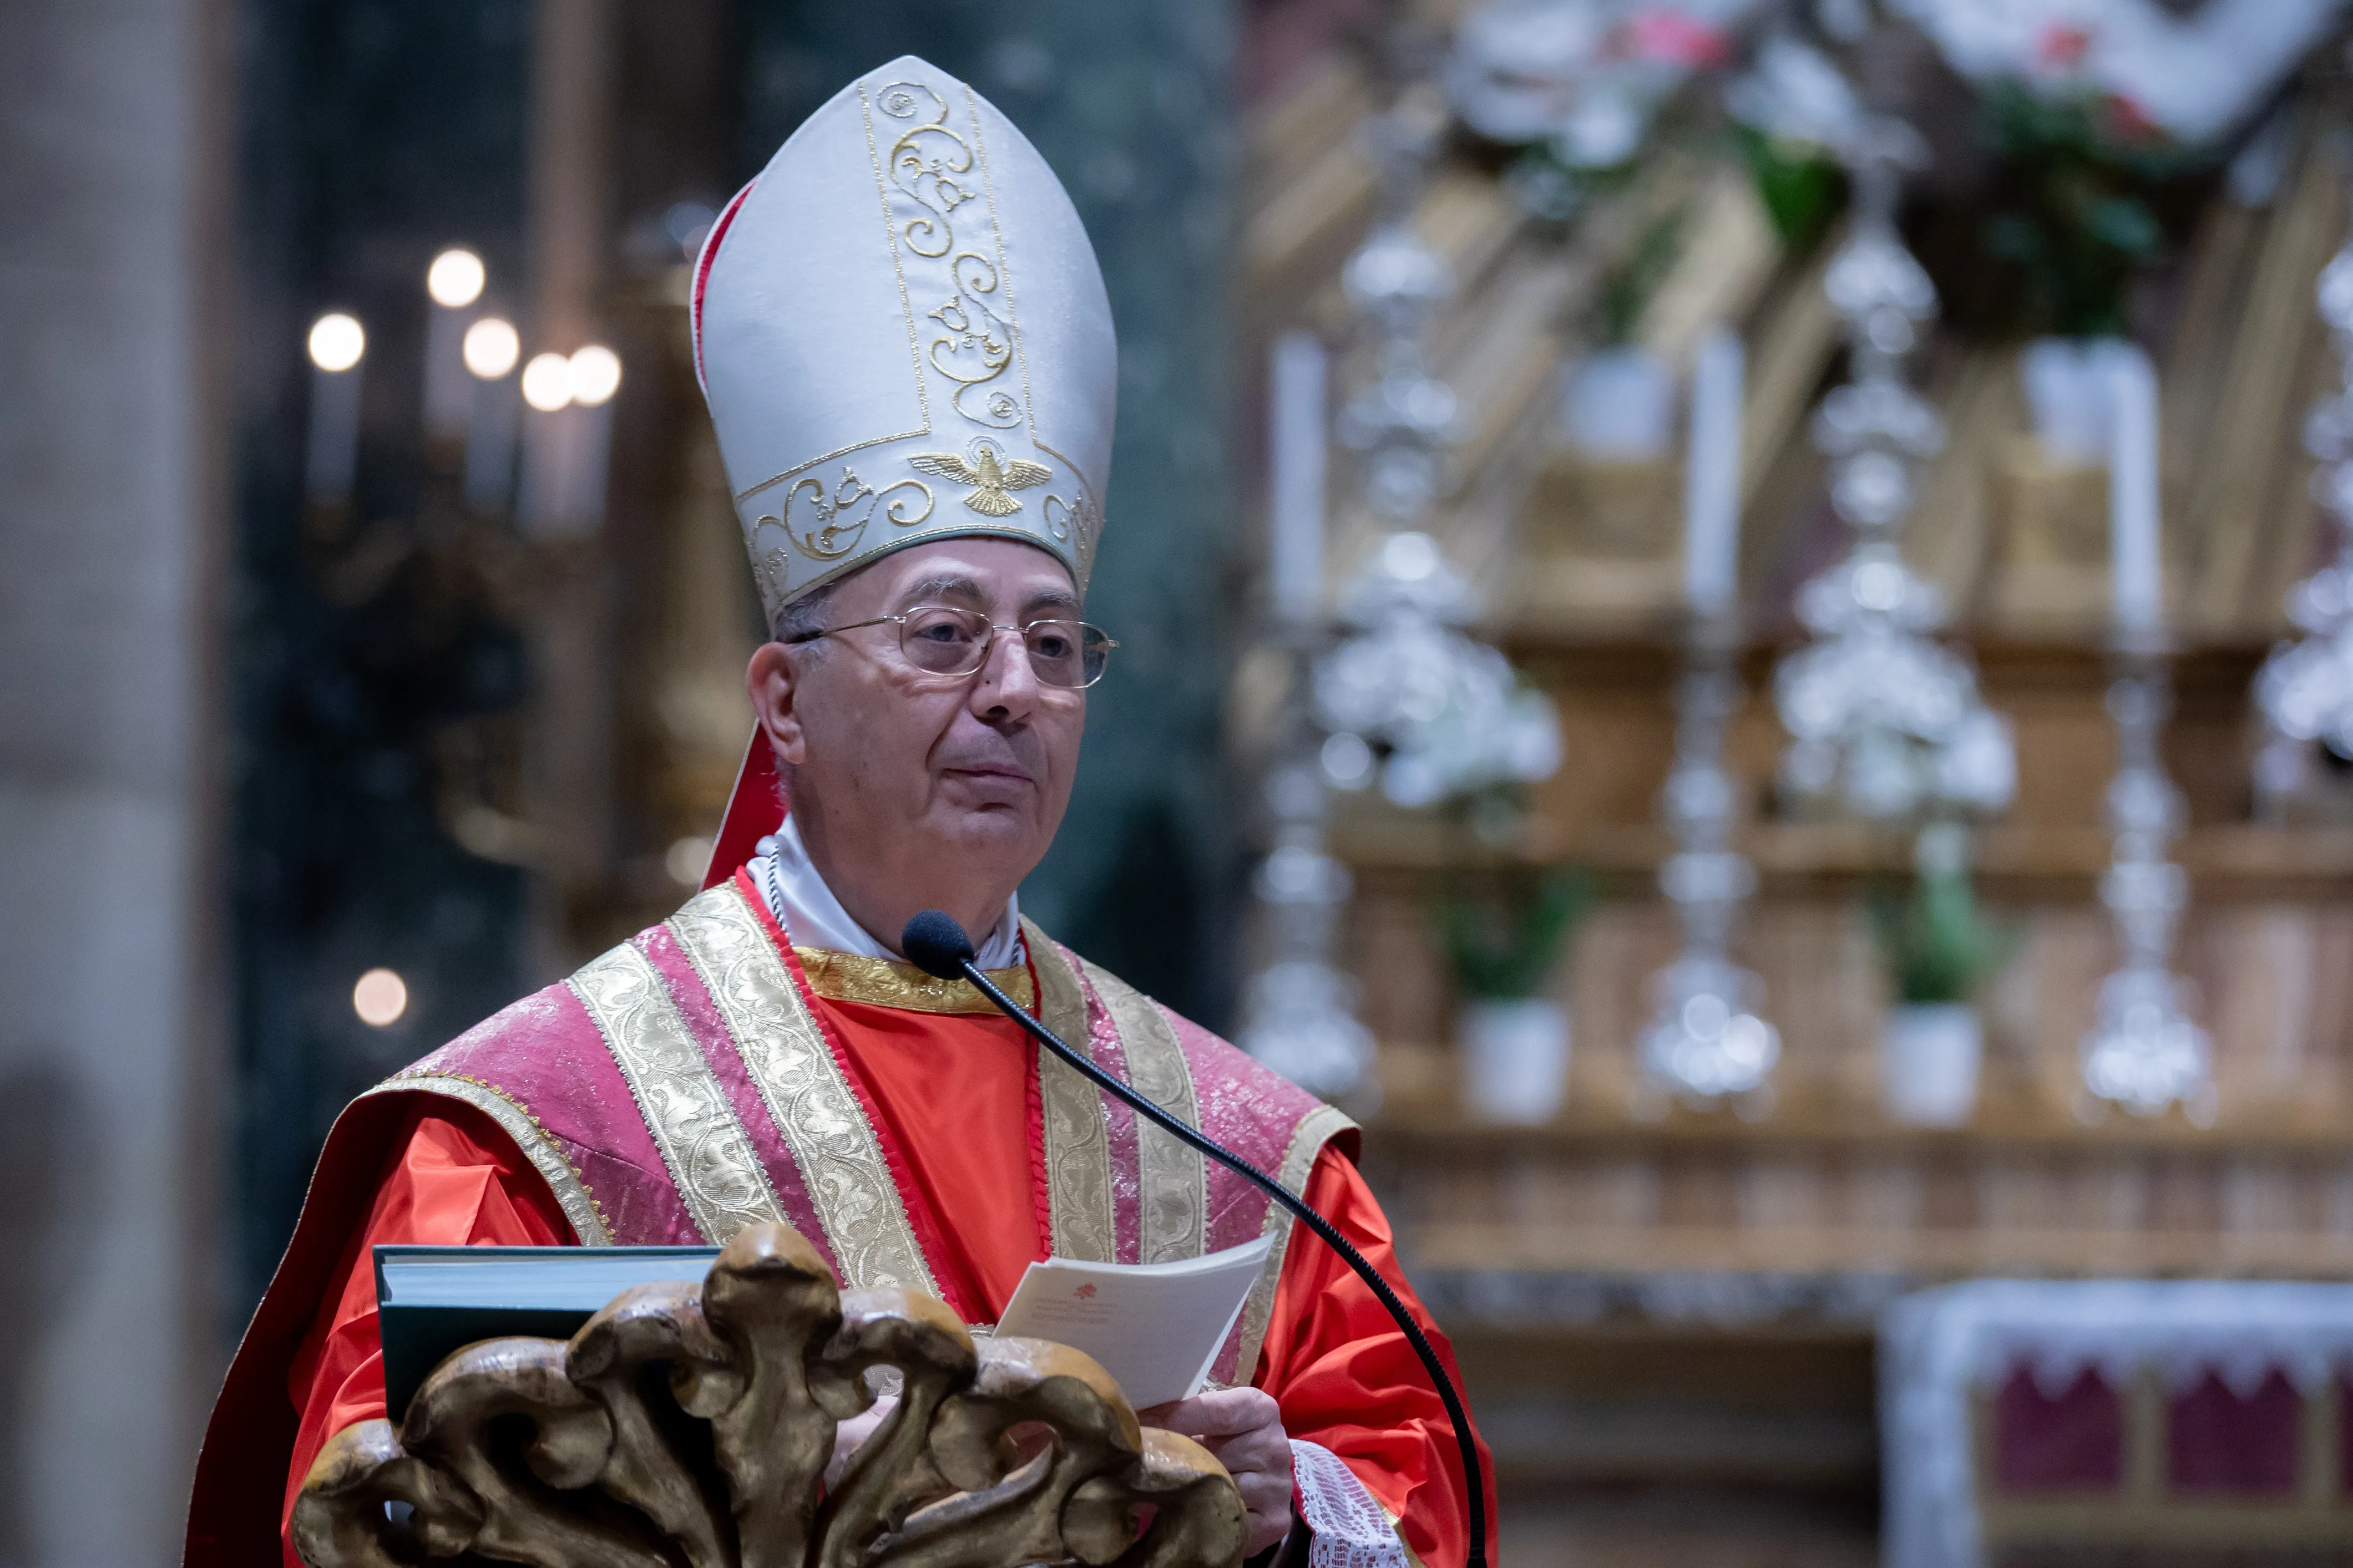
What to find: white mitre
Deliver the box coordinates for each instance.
[692,55,1117,623]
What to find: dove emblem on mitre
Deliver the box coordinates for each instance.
[910,442,1054,517]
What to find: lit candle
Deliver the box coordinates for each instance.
[1682,327,1745,619]
[424,247,485,442]
[304,311,366,507]
[517,351,576,537]
[1269,331,1328,626]
[515,344,621,538]
[568,343,621,532]
[461,316,520,513]
[2106,346,2162,635]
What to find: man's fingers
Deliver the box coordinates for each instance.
[1205,1426,1291,1477]
[1136,1383,1291,1554]
[1134,1387,1281,1439]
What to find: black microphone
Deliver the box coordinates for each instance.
[902,910,1488,1568]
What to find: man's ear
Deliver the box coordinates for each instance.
[747,643,809,767]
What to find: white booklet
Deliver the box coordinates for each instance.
[990,1234,1276,1409]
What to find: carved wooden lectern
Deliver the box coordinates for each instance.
[291,1223,1247,1568]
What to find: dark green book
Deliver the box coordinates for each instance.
[375,1245,720,1419]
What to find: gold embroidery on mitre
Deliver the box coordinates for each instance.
[726,70,1111,622]
[878,83,1023,432]
[793,947,1035,1014]
[754,466,935,566]
[909,439,1050,517]
[1035,437,1102,583]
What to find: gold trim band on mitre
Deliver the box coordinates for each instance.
[793,947,1035,1014]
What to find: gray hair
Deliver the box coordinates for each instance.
[770,579,841,649]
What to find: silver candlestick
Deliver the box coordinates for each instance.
[2079,649,2213,1123]
[1237,333,1379,1110]
[1772,115,2016,825]
[1635,618,1780,1119]
[2254,221,2353,814]
[1241,86,1560,1107]
[1312,93,1559,816]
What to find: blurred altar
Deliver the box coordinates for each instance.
[12,0,2353,1565]
[1236,1,2353,1562]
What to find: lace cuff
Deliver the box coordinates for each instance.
[1291,1439,1411,1568]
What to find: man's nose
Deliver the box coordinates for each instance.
[969,625,1040,719]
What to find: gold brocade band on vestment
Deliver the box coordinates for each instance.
[1025,918,1119,1263]
[568,939,789,1244]
[668,884,944,1298]
[793,947,1036,1014]
[1077,957,1208,1266]
[1232,1102,1358,1383]
[380,882,1348,1389]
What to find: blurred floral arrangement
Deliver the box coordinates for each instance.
[1867,859,2016,1006]
[1978,79,2203,338]
[1433,870,1596,1001]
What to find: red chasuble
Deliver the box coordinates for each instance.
[186,873,1491,1568]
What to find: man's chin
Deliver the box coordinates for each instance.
[925,796,1052,858]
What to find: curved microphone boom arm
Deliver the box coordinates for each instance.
[900,910,1489,1568]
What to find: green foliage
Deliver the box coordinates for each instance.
[1506,142,1643,229]
[1586,207,1687,347]
[1978,80,2203,338]
[1434,870,1596,1001]
[1736,125,1845,252]
[1867,869,2016,1006]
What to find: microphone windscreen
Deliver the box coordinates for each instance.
[900,910,976,978]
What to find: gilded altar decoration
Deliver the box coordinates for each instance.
[695,56,1116,620]
[291,1223,1247,1568]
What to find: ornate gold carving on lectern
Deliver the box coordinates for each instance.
[291,1224,1246,1568]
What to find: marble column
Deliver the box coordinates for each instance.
[0,0,232,1561]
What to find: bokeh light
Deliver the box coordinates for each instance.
[351,967,409,1027]
[306,312,366,372]
[520,351,574,411]
[462,316,520,379]
[569,344,622,407]
[426,247,486,308]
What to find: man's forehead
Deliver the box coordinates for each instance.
[856,540,1079,611]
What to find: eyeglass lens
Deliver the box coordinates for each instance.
[899,606,1111,687]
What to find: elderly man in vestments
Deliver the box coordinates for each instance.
[186,55,1490,1568]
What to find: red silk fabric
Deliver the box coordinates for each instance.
[813,994,1044,1315]
[264,989,1490,1568]
[274,1104,570,1565]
